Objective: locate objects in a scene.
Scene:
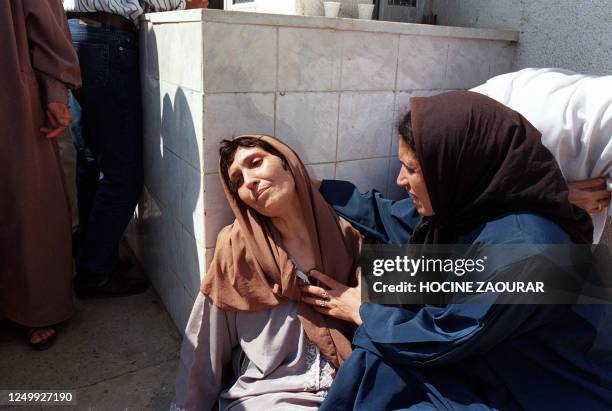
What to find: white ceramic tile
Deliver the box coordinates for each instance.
[161,270,186,332]
[397,35,448,90]
[141,215,167,293]
[203,93,275,174]
[203,22,277,92]
[130,188,156,262]
[161,209,182,277]
[150,22,203,91]
[445,38,493,89]
[177,161,205,247]
[305,163,336,181]
[278,28,342,91]
[142,79,164,197]
[159,81,204,170]
[386,157,409,200]
[275,92,339,164]
[176,226,205,295]
[142,79,161,141]
[488,41,516,78]
[341,31,398,91]
[204,174,235,248]
[160,148,182,217]
[143,129,163,200]
[337,91,395,161]
[336,157,389,193]
[144,23,158,80]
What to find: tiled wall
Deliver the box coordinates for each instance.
[129,12,516,332]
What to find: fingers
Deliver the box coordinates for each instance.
[46,102,73,128]
[46,111,59,129]
[302,296,330,308]
[569,178,607,190]
[301,284,329,299]
[41,103,72,139]
[594,201,609,214]
[583,191,611,214]
[592,190,612,202]
[309,270,342,289]
[40,126,67,139]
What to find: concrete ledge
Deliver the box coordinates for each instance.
[143,9,519,42]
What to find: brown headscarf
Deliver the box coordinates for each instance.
[409,91,593,245]
[201,135,362,368]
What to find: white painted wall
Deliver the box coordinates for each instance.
[432,0,612,75]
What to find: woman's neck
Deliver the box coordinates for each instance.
[270,197,310,246]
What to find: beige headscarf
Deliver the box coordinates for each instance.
[201,135,362,368]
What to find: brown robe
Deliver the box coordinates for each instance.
[0,0,81,327]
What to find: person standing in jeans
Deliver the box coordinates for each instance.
[64,0,186,298]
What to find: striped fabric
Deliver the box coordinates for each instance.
[63,0,186,25]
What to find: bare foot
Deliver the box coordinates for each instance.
[29,327,56,345]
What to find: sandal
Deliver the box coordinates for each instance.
[28,326,57,351]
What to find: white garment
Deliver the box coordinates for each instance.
[472,68,612,243]
[63,0,185,26]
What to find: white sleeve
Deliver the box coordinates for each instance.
[143,0,186,12]
[174,293,238,411]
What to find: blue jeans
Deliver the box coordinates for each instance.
[69,19,143,288]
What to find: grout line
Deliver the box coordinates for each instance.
[335,92,342,175]
[201,21,206,93]
[275,26,280,93]
[390,91,398,157]
[393,33,401,91]
[334,30,346,176]
[274,25,280,136]
[335,155,396,164]
[443,37,451,88]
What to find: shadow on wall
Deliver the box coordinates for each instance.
[130,25,202,336]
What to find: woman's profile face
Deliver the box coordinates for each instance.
[396,137,435,216]
[228,146,297,217]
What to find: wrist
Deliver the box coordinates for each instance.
[353,303,363,325]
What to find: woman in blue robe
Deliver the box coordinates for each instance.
[301,91,612,410]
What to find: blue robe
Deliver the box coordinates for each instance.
[319,180,612,411]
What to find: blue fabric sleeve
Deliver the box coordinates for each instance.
[354,250,574,366]
[319,179,421,245]
[355,301,547,366]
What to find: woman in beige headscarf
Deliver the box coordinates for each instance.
[173,135,362,411]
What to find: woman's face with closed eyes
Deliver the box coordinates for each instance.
[228,146,297,217]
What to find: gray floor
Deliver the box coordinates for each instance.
[0,289,182,410]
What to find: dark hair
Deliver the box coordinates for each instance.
[397,111,415,151]
[219,136,290,197]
